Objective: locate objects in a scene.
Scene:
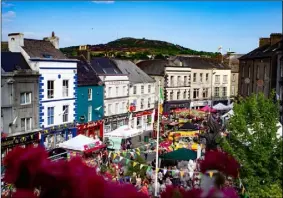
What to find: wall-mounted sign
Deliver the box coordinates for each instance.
[106,81,128,85]
[257,80,264,87]
[244,78,250,84]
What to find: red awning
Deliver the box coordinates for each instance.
[84,144,106,154]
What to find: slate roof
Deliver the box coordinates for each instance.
[77,56,103,86]
[136,59,167,76]
[112,59,155,84]
[1,52,31,72]
[22,39,67,59]
[89,57,123,75]
[240,40,282,60]
[168,56,230,70]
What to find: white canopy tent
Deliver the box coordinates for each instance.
[228,103,234,109]
[104,125,142,139]
[213,102,229,111]
[59,134,101,151]
[221,109,234,119]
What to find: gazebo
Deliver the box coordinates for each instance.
[160,148,197,161]
[213,103,229,111]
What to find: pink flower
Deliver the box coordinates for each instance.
[11,189,37,198]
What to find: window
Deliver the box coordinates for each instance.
[141,85,144,94]
[133,86,137,94]
[148,98,151,108]
[206,73,209,82]
[88,88,92,101]
[170,76,174,86]
[184,76,187,86]
[177,91,180,100]
[264,66,267,79]
[147,115,152,124]
[88,105,92,121]
[214,87,220,97]
[193,88,199,99]
[200,73,203,82]
[116,87,119,96]
[21,118,32,131]
[122,102,126,112]
[62,105,69,122]
[203,88,208,98]
[177,76,181,86]
[140,99,144,109]
[47,107,54,125]
[231,86,235,96]
[137,117,142,128]
[108,104,112,115]
[248,67,251,78]
[115,103,119,114]
[148,85,151,93]
[223,75,228,83]
[47,81,54,99]
[170,92,173,100]
[183,91,186,99]
[20,92,31,105]
[108,87,112,97]
[257,66,260,79]
[232,74,236,82]
[123,86,126,94]
[215,75,220,83]
[222,87,227,97]
[62,80,69,97]
[193,73,196,82]
[247,85,250,96]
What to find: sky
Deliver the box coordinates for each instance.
[1,1,282,54]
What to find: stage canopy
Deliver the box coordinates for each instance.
[179,122,198,130]
[213,103,229,111]
[59,134,104,152]
[200,105,216,113]
[104,125,142,139]
[160,148,197,161]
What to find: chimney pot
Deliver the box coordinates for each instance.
[259,38,270,47]
[52,31,55,37]
[270,33,282,46]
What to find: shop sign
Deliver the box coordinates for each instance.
[191,101,209,107]
[88,122,98,128]
[1,133,39,148]
[107,116,128,123]
[133,110,152,117]
[106,81,128,85]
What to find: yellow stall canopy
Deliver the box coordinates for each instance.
[168,131,199,141]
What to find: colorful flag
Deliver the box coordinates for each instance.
[133,162,138,167]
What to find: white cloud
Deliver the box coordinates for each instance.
[2,11,16,22]
[92,1,114,4]
[2,2,14,8]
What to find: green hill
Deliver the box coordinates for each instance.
[60,37,219,58]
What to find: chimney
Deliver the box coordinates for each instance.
[259,38,270,47]
[43,31,59,49]
[78,50,91,61]
[270,33,282,46]
[8,33,24,52]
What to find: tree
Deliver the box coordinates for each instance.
[221,92,282,197]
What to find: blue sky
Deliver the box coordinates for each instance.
[2,1,282,53]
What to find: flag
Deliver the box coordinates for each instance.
[159,87,164,104]
[133,162,138,167]
[140,164,144,169]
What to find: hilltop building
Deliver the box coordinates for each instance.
[6,32,78,150]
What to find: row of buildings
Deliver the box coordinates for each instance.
[2,31,281,158]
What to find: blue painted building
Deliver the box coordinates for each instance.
[76,56,104,138]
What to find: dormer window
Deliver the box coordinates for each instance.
[42,53,53,58]
[11,38,15,41]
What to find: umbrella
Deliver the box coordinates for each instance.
[200,105,216,113]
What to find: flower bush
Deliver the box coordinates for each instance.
[3,146,240,198]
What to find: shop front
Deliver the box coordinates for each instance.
[190,100,211,109]
[77,120,104,139]
[1,131,40,161]
[164,100,190,113]
[39,122,77,151]
[131,109,154,133]
[104,113,129,134]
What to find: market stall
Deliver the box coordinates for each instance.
[200,105,217,113]
[179,122,198,131]
[59,134,106,159]
[213,103,230,111]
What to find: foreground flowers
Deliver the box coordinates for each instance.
[3,146,240,198]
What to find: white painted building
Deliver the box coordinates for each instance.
[88,58,130,134]
[7,32,78,150]
[113,60,155,136]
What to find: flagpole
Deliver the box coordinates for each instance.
[154,80,161,197]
